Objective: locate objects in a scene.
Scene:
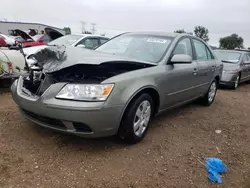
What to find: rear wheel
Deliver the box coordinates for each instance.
[200,80,217,106]
[118,93,153,144]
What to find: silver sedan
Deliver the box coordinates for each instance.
[214,49,250,89]
[11,32,222,144]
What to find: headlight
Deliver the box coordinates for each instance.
[223,69,239,74]
[56,84,114,101]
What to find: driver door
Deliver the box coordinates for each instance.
[164,37,200,108]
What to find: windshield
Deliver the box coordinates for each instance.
[47,35,83,46]
[95,34,173,63]
[214,51,241,63]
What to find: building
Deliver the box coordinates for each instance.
[0,21,65,36]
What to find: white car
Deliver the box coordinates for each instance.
[0,34,16,46]
[23,34,109,66]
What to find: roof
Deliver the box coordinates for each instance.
[70,33,109,38]
[0,21,64,31]
[123,31,179,37]
[214,49,250,54]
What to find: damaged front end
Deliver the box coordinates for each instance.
[21,46,155,97]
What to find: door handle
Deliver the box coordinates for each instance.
[211,65,216,71]
[193,68,198,76]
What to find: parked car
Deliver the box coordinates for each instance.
[0,34,16,47]
[11,32,222,144]
[214,49,250,89]
[23,34,110,66]
[21,34,52,48]
[10,29,64,48]
[0,36,7,47]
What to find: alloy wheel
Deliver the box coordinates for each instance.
[208,82,217,103]
[133,100,151,137]
[234,76,239,89]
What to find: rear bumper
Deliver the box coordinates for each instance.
[11,77,125,138]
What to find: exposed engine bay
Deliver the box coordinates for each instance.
[21,46,154,96]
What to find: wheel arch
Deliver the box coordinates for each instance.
[118,86,160,129]
[215,75,220,85]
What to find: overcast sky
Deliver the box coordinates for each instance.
[1,0,250,46]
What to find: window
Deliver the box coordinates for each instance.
[206,47,214,60]
[245,54,250,61]
[243,54,249,63]
[173,38,193,59]
[193,39,209,60]
[96,34,173,63]
[100,38,109,44]
[79,38,99,49]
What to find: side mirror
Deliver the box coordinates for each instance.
[170,54,192,64]
[77,44,86,48]
[38,39,43,43]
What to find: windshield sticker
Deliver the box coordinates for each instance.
[147,38,167,44]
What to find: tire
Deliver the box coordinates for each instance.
[200,80,217,106]
[231,74,240,90]
[118,93,153,144]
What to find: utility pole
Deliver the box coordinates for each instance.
[91,23,96,34]
[80,21,86,33]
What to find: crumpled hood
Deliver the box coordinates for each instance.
[31,46,157,73]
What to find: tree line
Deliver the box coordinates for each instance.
[174,26,248,50]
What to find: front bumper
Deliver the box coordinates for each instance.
[11,77,125,138]
[219,72,238,86]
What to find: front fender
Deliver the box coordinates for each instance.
[105,77,159,107]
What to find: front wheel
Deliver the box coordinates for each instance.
[232,75,240,90]
[200,80,217,106]
[118,93,153,144]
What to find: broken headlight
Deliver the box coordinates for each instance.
[56,84,114,101]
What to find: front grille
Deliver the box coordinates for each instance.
[22,109,66,130]
[73,122,92,133]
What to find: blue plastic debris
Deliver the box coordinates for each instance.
[205,158,228,184]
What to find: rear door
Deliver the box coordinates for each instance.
[164,37,200,107]
[192,39,215,94]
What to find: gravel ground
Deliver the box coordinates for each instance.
[1,84,250,188]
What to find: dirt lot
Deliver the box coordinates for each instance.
[1,85,250,188]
